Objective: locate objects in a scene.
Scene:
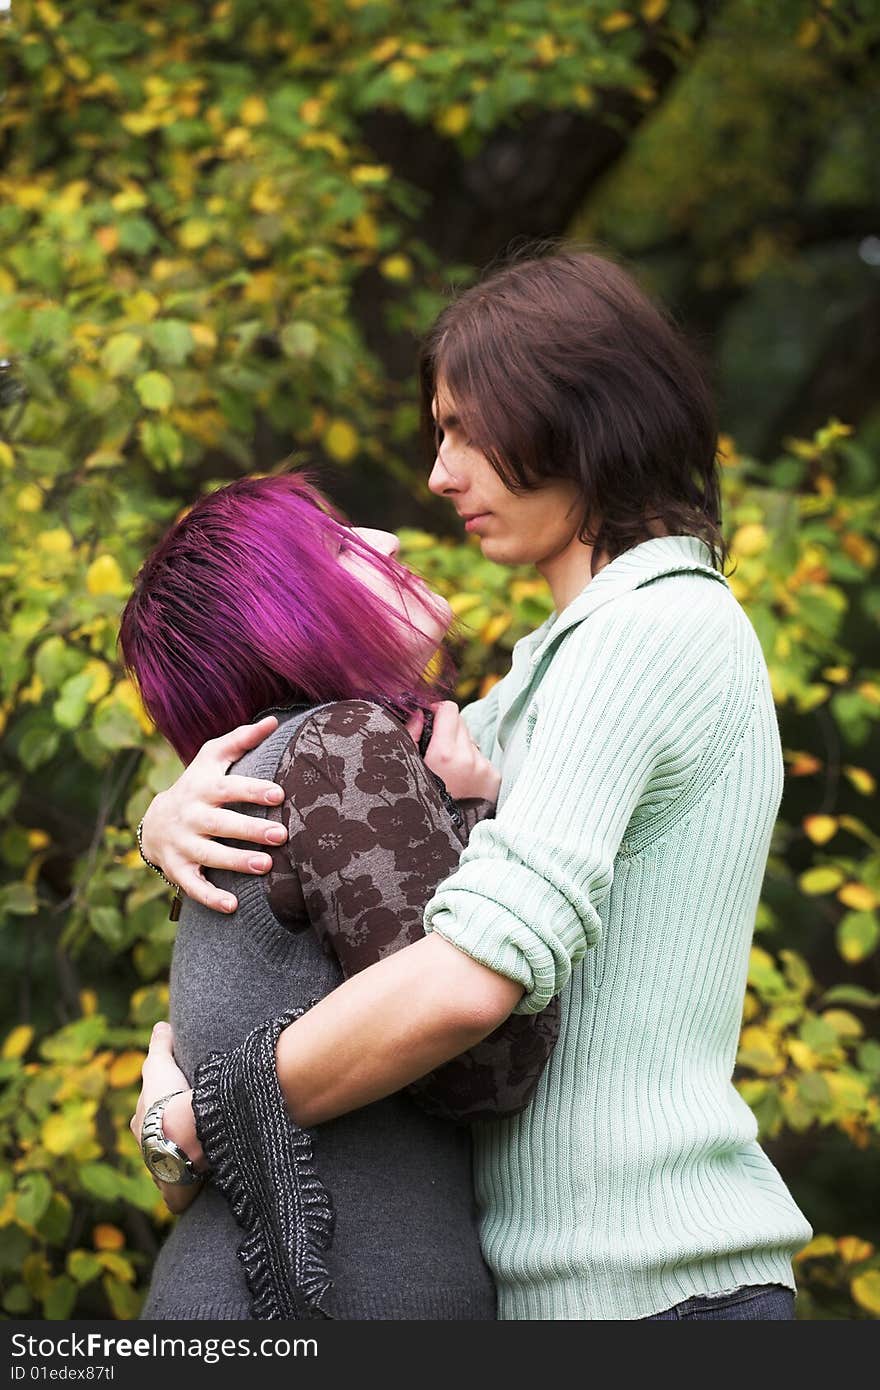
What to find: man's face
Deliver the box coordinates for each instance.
[428,380,583,570]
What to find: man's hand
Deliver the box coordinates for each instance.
[417,701,501,804]
[130,1023,206,1217]
[139,715,287,913]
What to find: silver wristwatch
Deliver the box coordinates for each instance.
[141,1090,203,1186]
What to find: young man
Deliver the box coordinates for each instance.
[134,250,812,1319]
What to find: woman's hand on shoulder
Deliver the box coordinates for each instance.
[414,701,501,805]
[139,715,288,914]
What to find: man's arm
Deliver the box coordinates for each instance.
[158,934,520,1159]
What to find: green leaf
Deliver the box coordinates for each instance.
[15,1173,52,1226]
[79,1163,124,1203]
[2,1284,33,1314]
[43,1274,77,1320]
[53,670,94,730]
[103,1274,142,1319]
[67,1250,103,1286]
[36,1193,72,1245]
[821,985,880,1009]
[18,726,61,771]
[100,333,142,378]
[147,320,194,365]
[140,418,184,468]
[135,371,174,412]
[0,1227,30,1274]
[39,1016,106,1064]
[0,881,38,916]
[280,320,319,359]
[837,911,879,964]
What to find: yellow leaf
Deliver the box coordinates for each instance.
[844,765,876,796]
[107,1051,145,1088]
[837,1236,873,1264]
[240,95,268,126]
[837,882,878,911]
[388,61,415,84]
[79,989,98,1016]
[787,1039,817,1070]
[448,592,482,617]
[737,1025,786,1076]
[122,290,160,323]
[93,1224,126,1252]
[788,752,821,776]
[821,1009,863,1040]
[479,673,502,700]
[83,660,112,702]
[86,555,126,597]
[299,98,324,125]
[36,0,62,29]
[731,523,768,557]
[178,219,213,250]
[379,254,412,282]
[350,213,379,249]
[641,0,668,19]
[482,613,512,645]
[601,11,635,32]
[841,533,877,569]
[794,1234,837,1262]
[803,815,837,846]
[351,164,390,186]
[17,485,43,513]
[112,188,147,213]
[244,270,277,303]
[799,866,845,895]
[121,111,164,137]
[37,528,73,555]
[371,37,400,63]
[27,829,49,850]
[0,441,14,469]
[110,679,154,735]
[796,18,821,48]
[323,420,359,463]
[851,1270,880,1315]
[534,34,561,64]
[190,323,218,352]
[436,104,470,137]
[2,1025,34,1061]
[250,179,283,214]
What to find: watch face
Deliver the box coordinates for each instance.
[147,1146,183,1184]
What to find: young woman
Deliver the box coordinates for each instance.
[119,473,558,1320]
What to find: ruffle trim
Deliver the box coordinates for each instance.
[192,1006,335,1320]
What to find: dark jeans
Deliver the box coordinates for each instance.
[644,1284,795,1321]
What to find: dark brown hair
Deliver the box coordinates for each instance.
[420,246,726,572]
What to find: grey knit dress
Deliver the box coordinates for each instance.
[140,708,498,1321]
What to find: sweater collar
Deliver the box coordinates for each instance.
[526,534,728,671]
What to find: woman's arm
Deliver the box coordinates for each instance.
[266,700,558,1122]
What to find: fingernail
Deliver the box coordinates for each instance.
[221,897,237,913]
[265,826,287,844]
[265,788,284,804]
[249,855,272,872]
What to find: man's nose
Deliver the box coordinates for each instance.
[428,451,460,496]
[351,527,400,559]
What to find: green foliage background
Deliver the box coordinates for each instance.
[1,0,878,1320]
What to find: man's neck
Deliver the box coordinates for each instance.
[538,538,608,613]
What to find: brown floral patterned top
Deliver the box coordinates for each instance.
[264,699,559,1123]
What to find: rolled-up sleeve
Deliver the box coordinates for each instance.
[424,593,725,1013]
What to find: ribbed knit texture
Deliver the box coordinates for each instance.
[424,535,813,1321]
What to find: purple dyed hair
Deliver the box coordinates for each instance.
[119,474,454,763]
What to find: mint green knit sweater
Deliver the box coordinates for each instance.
[424,535,812,1321]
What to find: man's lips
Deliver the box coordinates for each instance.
[460,512,491,533]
